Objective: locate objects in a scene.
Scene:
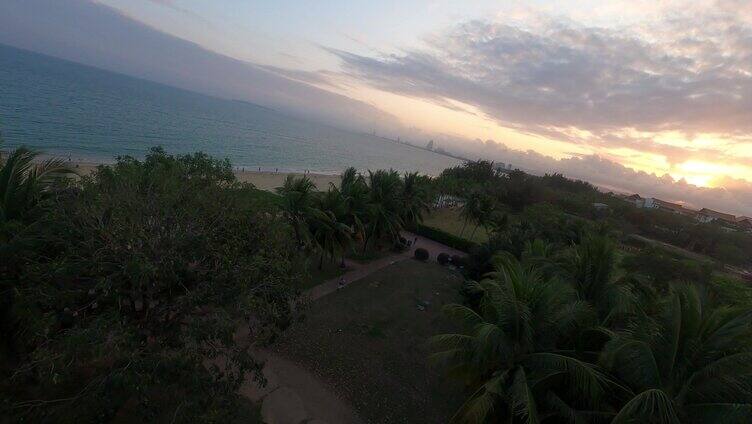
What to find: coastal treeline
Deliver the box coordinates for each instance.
[1,145,751,423]
[438,160,752,266]
[429,161,752,423]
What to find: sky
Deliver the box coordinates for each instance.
[2,0,752,214]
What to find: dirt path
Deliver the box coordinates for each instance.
[242,231,466,423]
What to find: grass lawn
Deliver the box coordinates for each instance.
[272,260,466,423]
[423,208,488,244]
[235,186,282,210]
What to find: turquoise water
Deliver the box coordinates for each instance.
[0,44,460,174]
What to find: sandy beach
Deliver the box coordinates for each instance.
[70,162,341,192]
[235,170,341,191]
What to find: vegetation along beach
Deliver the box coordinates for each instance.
[3,146,752,423]
[3,1,752,423]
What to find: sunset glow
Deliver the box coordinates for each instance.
[4,0,752,214]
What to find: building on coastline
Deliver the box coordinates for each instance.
[494,162,513,174]
[696,208,738,226]
[619,193,751,232]
[637,197,698,217]
[434,194,464,209]
[624,194,642,205]
[592,202,609,210]
[736,216,752,231]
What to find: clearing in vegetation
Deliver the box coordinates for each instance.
[423,208,489,243]
[272,259,466,423]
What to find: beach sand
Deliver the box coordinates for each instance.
[235,171,341,191]
[69,162,341,192]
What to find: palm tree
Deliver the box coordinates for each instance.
[561,235,635,324]
[307,206,353,269]
[338,167,370,241]
[362,169,403,253]
[469,192,495,240]
[311,187,353,267]
[432,254,610,423]
[275,175,316,246]
[601,285,752,423]
[459,190,482,237]
[0,146,74,223]
[400,171,431,229]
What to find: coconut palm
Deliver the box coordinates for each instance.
[400,171,431,229]
[432,254,609,423]
[311,187,354,266]
[459,190,482,237]
[307,206,353,269]
[362,169,403,252]
[338,167,370,239]
[275,175,316,246]
[0,146,74,223]
[560,235,635,324]
[469,192,495,240]
[601,284,752,423]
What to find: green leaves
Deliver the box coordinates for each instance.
[601,285,752,423]
[3,148,298,421]
[434,254,610,423]
[0,146,74,222]
[611,389,680,424]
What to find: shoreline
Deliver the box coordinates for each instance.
[67,161,342,191]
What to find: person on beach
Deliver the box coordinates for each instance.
[414,236,418,246]
[338,276,346,289]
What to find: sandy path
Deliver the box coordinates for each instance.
[308,231,465,301]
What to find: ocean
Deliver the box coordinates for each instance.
[0,44,460,175]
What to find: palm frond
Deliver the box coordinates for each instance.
[524,352,609,402]
[683,403,752,424]
[611,389,679,424]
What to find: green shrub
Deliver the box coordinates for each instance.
[414,248,429,261]
[415,224,478,252]
[0,148,299,422]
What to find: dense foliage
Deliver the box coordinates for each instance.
[1,148,299,422]
[2,149,751,423]
[276,166,433,267]
[0,146,73,224]
[431,161,752,423]
[436,161,752,267]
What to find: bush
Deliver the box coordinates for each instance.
[0,148,299,422]
[415,224,478,252]
[437,252,450,265]
[414,248,429,261]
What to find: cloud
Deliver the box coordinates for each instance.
[331,0,752,163]
[0,0,403,134]
[323,0,752,214]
